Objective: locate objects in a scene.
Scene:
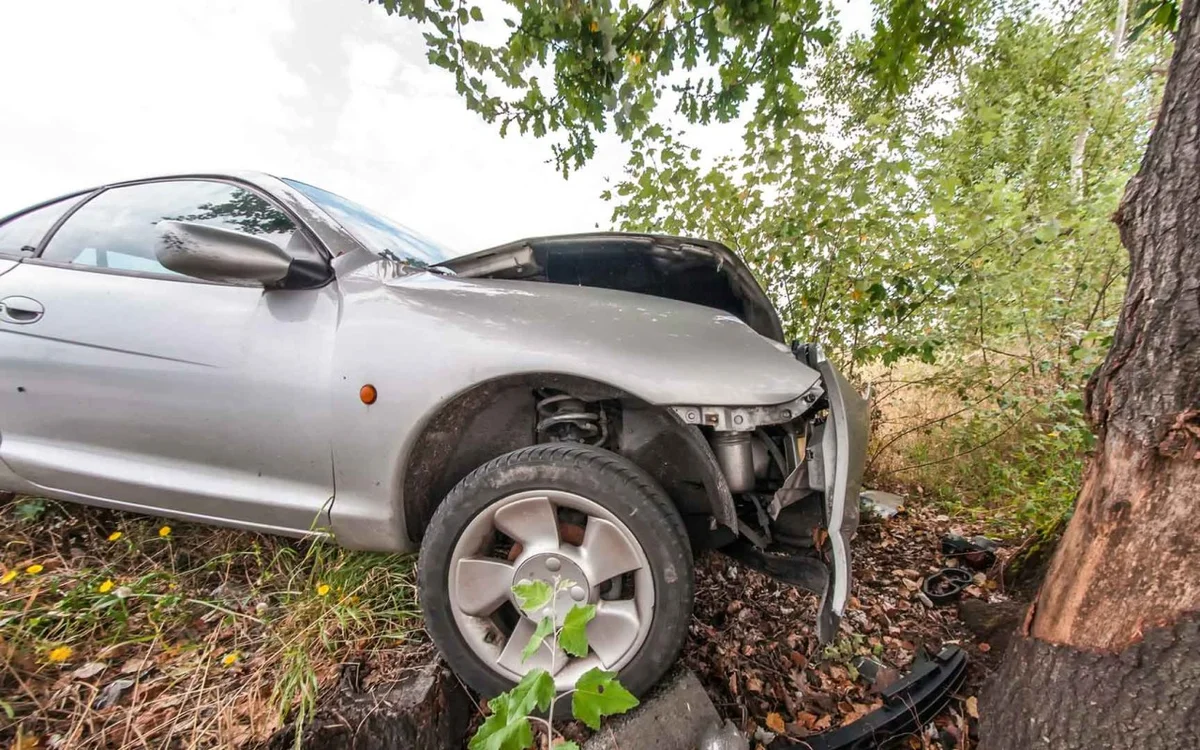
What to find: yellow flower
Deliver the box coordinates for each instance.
[98,580,114,594]
[589,20,599,32]
[47,645,72,663]
[0,570,17,585]
[316,583,331,597]
[107,531,123,542]
[221,652,239,667]
[158,526,172,538]
[25,564,44,575]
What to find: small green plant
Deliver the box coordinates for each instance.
[469,577,639,750]
[13,497,47,523]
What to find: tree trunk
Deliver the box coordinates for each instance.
[981,2,1200,747]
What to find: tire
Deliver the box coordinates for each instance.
[418,443,695,699]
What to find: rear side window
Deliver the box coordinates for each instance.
[0,195,85,257]
[40,180,297,278]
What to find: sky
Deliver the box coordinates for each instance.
[0,0,871,254]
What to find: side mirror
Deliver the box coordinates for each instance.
[155,220,294,286]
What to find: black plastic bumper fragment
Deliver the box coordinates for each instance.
[922,567,974,606]
[773,645,968,750]
[721,538,830,595]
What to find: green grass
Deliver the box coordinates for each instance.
[0,499,422,748]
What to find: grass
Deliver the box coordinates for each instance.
[0,497,423,749]
[865,360,1093,538]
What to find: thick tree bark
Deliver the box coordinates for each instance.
[981,1,1200,747]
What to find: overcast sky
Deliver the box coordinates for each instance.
[0,0,870,253]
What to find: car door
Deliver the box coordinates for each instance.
[0,178,338,535]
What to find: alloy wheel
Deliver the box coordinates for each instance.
[447,489,655,690]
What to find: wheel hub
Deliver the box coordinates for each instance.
[512,552,592,624]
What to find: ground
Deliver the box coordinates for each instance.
[0,496,1016,749]
[684,503,1010,748]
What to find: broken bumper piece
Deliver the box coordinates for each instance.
[773,645,968,750]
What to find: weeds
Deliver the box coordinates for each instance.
[867,359,1095,537]
[0,499,422,748]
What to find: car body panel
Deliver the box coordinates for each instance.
[0,260,338,535]
[807,350,870,640]
[324,259,822,550]
[442,232,785,341]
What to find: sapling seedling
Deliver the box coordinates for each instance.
[468,576,639,750]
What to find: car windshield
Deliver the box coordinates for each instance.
[283,178,456,266]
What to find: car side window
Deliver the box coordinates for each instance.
[40,180,298,278]
[0,195,86,257]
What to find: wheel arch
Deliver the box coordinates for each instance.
[398,372,737,546]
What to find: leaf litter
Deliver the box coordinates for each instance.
[683,502,1010,748]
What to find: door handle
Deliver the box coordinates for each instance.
[0,296,44,324]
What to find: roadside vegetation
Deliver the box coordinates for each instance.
[0,499,420,748]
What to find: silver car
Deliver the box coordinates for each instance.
[0,172,868,697]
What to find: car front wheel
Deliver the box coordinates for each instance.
[418,443,695,697]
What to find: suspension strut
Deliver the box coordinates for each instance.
[535,391,608,445]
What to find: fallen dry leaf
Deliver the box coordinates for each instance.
[793,711,819,730]
[119,653,154,675]
[965,695,980,719]
[72,661,108,680]
[765,712,786,734]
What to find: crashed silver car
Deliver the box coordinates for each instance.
[0,171,868,697]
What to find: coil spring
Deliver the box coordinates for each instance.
[536,391,608,446]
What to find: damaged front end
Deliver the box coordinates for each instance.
[671,343,870,643]
[443,232,870,641]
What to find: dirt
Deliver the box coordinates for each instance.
[682,503,1020,748]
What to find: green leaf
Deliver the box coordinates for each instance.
[14,497,47,522]
[559,604,596,657]
[469,668,555,749]
[469,5,483,22]
[556,743,581,750]
[507,667,555,715]
[467,712,532,750]
[571,668,639,730]
[521,616,555,662]
[511,579,552,614]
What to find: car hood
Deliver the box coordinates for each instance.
[333,257,818,406]
[439,232,785,342]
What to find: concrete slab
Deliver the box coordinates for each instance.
[583,668,746,750]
